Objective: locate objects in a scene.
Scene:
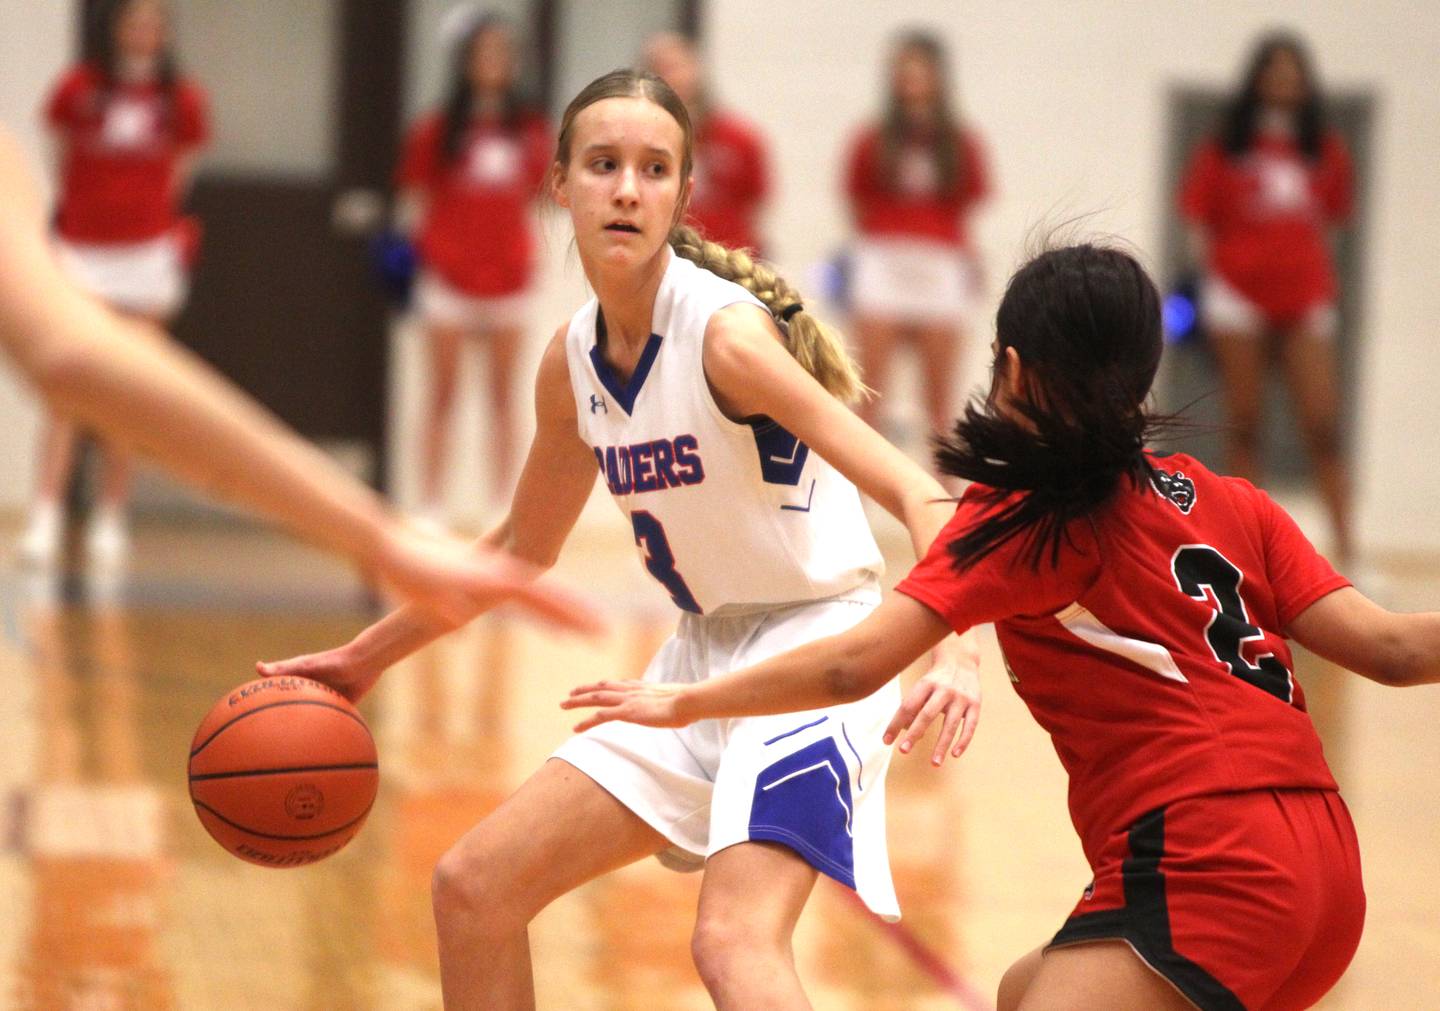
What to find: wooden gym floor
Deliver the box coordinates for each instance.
[0,511,1436,1010]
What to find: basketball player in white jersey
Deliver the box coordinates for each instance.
[259,69,980,1008]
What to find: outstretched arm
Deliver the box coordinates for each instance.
[0,127,598,634]
[1288,587,1440,687]
[701,303,982,743]
[260,330,600,700]
[565,593,971,763]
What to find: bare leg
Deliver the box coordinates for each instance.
[853,315,904,430]
[96,441,133,511]
[481,324,524,506]
[31,415,81,506]
[1207,329,1267,483]
[1016,941,1195,1010]
[1279,324,1351,563]
[997,944,1045,1011]
[420,323,465,516]
[691,841,819,1010]
[430,759,667,1010]
[913,320,964,439]
[18,416,81,563]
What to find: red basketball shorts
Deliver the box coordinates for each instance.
[1048,789,1365,1010]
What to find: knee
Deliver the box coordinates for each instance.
[431,837,526,938]
[690,911,788,989]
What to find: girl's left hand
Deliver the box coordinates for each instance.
[561,680,689,732]
[884,653,982,766]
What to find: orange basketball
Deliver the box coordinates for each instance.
[188,676,379,868]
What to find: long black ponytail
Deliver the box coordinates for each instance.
[936,244,1173,571]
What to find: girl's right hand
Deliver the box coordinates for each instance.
[256,645,380,704]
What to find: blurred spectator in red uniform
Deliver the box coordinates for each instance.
[845,30,989,447]
[643,31,771,255]
[396,10,551,524]
[1180,32,1355,560]
[19,0,209,569]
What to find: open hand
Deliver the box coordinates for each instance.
[560,680,690,733]
[884,654,981,767]
[377,521,604,636]
[256,644,379,705]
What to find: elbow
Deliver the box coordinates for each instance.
[1367,625,1425,687]
[1370,648,1422,688]
[822,660,880,705]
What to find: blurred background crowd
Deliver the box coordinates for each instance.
[1,0,1435,583]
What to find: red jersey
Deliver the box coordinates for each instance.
[1179,131,1352,320]
[845,124,989,248]
[397,110,551,297]
[685,109,769,253]
[897,453,1348,869]
[46,63,209,244]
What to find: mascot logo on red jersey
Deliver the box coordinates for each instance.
[1150,467,1196,514]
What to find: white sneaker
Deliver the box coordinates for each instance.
[85,508,130,568]
[16,503,63,567]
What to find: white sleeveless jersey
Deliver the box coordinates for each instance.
[563,254,883,615]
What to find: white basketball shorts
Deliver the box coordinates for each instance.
[553,584,902,921]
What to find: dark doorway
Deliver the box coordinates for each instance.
[81,0,406,494]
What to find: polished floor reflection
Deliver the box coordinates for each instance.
[1,517,1436,1009]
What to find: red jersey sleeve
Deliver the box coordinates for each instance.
[1315,131,1354,223]
[44,66,92,131]
[396,116,442,190]
[895,490,1101,632]
[732,120,770,205]
[959,128,990,207]
[1246,483,1351,628]
[1178,139,1223,226]
[173,80,210,149]
[520,113,554,192]
[844,128,881,206]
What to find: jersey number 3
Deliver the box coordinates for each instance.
[1171,545,1293,703]
[631,511,702,614]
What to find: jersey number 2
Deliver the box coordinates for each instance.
[1171,545,1292,703]
[631,511,702,614]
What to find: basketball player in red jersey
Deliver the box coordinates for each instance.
[643,31,771,255]
[20,0,209,568]
[1180,33,1355,562]
[845,30,989,446]
[397,11,551,522]
[567,244,1440,1009]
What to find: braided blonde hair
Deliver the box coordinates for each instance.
[668,224,867,403]
[553,68,867,404]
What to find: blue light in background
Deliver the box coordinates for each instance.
[1163,291,1197,343]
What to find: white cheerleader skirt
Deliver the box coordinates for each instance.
[553,582,903,921]
[413,269,529,332]
[850,236,977,326]
[54,232,188,319]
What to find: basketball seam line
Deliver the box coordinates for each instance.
[191,796,378,842]
[189,762,378,782]
[189,699,369,759]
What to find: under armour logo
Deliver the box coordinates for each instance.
[590,394,607,414]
